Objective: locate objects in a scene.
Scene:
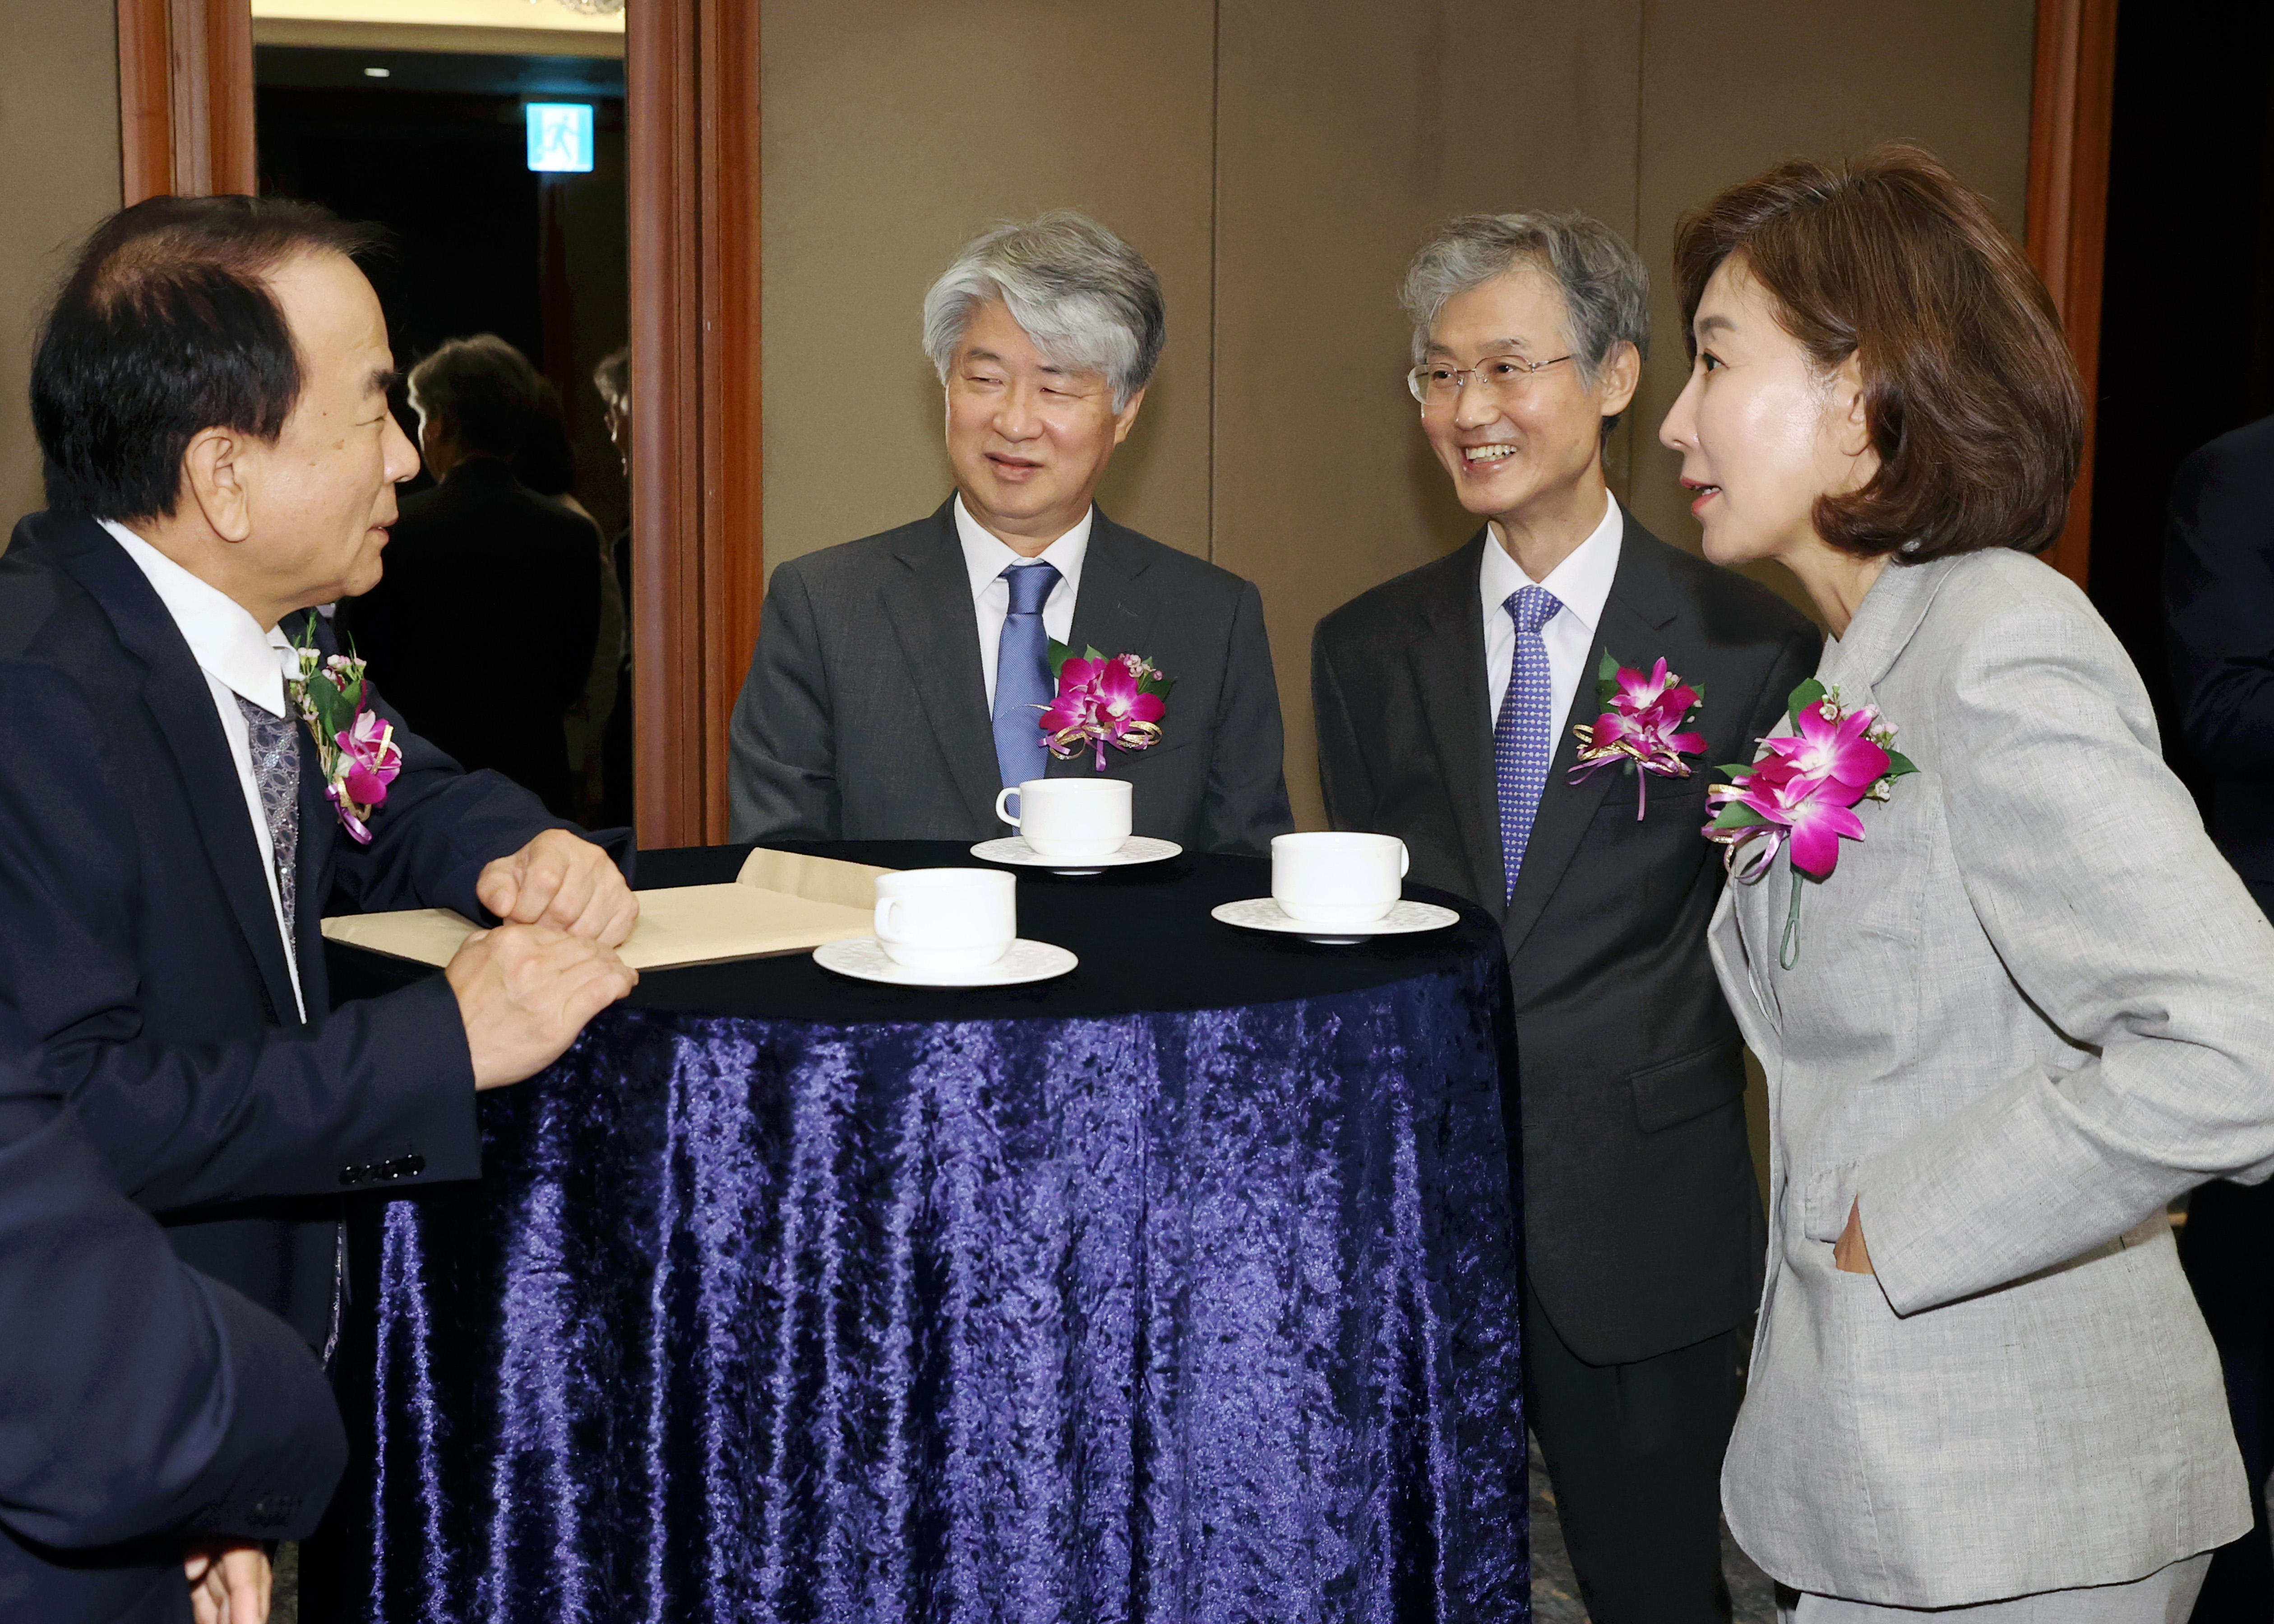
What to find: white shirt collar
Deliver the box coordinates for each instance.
[1479,491,1623,635]
[100,520,296,716]
[952,494,1093,600]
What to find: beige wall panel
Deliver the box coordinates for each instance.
[1212,0,1645,829]
[0,0,122,531]
[1627,0,2037,606]
[760,0,1217,575]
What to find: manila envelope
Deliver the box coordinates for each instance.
[319,848,895,972]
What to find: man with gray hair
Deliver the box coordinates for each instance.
[729,211,1290,850]
[1313,212,1816,1620]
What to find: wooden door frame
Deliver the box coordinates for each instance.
[627,0,763,849]
[117,0,257,200]
[116,0,759,851]
[2025,0,2119,590]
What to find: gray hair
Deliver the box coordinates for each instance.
[1400,211,1651,387]
[922,211,1165,411]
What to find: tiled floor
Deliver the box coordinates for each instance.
[1529,1431,1778,1624]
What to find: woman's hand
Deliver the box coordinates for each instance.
[1835,1200,1875,1274]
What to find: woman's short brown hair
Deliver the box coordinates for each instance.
[1673,143,2083,561]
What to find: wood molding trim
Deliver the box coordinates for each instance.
[2024,0,2118,590]
[628,0,765,847]
[116,0,256,203]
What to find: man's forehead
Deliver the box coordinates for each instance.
[272,249,388,351]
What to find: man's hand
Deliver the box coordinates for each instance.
[476,829,639,947]
[446,924,638,1090]
[185,1543,270,1624]
[1835,1199,1875,1275]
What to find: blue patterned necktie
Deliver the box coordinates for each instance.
[1494,585,1563,901]
[236,694,301,953]
[992,561,1062,789]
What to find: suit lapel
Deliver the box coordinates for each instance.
[1500,516,1681,958]
[878,503,1002,826]
[1065,512,1164,670]
[288,610,333,1014]
[1819,552,1963,695]
[1405,535,1505,914]
[55,525,303,1023]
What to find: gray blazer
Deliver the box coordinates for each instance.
[728,501,1292,853]
[1713,548,2274,1605]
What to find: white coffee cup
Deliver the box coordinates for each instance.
[993,777,1133,860]
[872,868,1017,972]
[1271,831,1410,927]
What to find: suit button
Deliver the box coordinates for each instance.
[402,1153,425,1176]
[338,1164,368,1187]
[247,1491,302,1530]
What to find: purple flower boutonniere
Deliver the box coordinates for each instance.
[287,626,403,844]
[1703,677,1917,967]
[1038,642,1174,771]
[1568,653,1708,818]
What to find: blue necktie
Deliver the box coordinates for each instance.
[993,561,1061,789]
[1494,585,1562,901]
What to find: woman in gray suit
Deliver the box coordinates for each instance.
[1658,143,2274,1619]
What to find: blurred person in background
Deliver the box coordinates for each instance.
[337,335,601,818]
[592,345,634,828]
[514,378,624,826]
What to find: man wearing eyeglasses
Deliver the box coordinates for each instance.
[1312,212,1816,1623]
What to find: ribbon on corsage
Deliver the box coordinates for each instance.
[286,624,402,844]
[1038,644,1174,771]
[1704,678,1916,967]
[1568,653,1708,818]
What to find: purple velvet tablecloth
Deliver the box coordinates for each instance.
[322,844,1527,1623]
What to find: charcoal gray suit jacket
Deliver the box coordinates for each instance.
[728,500,1292,854]
[1313,511,1819,1365]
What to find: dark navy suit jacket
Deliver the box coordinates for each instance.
[0,1018,346,1623]
[2167,413,2274,913]
[0,510,579,1345]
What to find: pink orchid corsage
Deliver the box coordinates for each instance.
[1038,643,1175,771]
[287,630,402,844]
[1703,678,1916,967]
[1568,653,1708,818]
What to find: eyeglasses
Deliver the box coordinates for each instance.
[1407,353,1573,406]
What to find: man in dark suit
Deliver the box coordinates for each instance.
[1313,212,1817,1623]
[729,212,1290,853]
[0,1015,345,1624]
[1,195,641,1603]
[2165,414,2274,1621]
[336,334,602,817]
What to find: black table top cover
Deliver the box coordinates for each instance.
[328,839,1504,1024]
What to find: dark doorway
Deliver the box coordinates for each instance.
[255,46,629,537]
[257,45,633,825]
[2089,0,2274,780]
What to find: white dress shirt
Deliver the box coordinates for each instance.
[1480,494,1624,750]
[953,495,1091,708]
[102,520,307,1020]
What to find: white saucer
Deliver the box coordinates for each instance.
[1210,897,1461,944]
[812,936,1078,987]
[970,835,1182,875]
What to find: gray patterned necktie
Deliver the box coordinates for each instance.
[236,694,301,947]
